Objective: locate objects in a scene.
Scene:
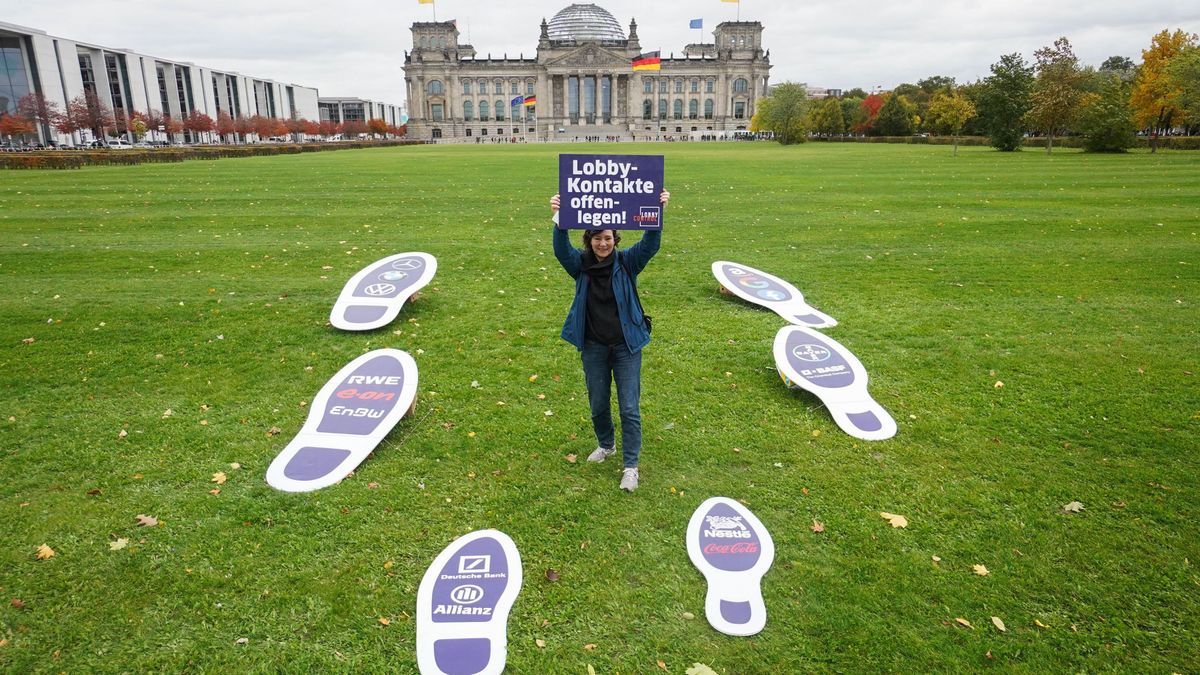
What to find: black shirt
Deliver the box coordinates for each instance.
[582,250,625,346]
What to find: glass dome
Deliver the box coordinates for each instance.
[547,4,626,42]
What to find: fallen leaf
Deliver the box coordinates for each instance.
[109,538,129,551]
[87,488,101,496]
[1034,619,1049,629]
[535,638,546,648]
[545,568,560,582]
[802,487,809,495]
[212,472,227,485]
[880,512,908,528]
[230,462,242,470]
[587,666,596,675]
[810,519,825,533]
[537,393,546,400]
[162,409,173,418]
[135,514,158,527]
[994,381,1004,388]
[21,337,34,345]
[932,555,942,563]
[0,639,7,648]
[681,611,695,620]
[583,643,596,651]
[368,481,380,489]
[468,431,477,438]
[471,380,481,388]
[118,429,128,439]
[544,410,554,416]
[973,564,989,576]
[529,374,539,382]
[991,616,1007,632]
[658,660,668,671]
[267,426,281,436]
[811,429,821,438]
[378,617,390,626]
[383,560,394,570]
[1062,501,1084,513]
[955,617,973,629]
[236,637,248,645]
[209,489,221,495]
[10,599,25,609]
[565,454,577,464]
[35,544,55,560]
[686,664,719,675]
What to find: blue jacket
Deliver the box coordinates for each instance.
[553,225,661,353]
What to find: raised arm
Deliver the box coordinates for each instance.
[625,190,669,274]
[550,194,582,279]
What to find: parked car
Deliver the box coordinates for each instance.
[107,139,133,150]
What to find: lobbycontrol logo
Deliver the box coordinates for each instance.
[634,206,661,227]
[792,344,832,363]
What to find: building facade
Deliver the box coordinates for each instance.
[403,4,771,140]
[318,97,406,129]
[0,21,320,145]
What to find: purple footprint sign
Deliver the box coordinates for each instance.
[331,252,437,331]
[417,530,523,675]
[686,497,775,636]
[773,325,897,441]
[712,260,837,328]
[265,349,418,492]
[557,154,664,230]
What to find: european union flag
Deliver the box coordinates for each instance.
[509,95,524,107]
[689,18,702,29]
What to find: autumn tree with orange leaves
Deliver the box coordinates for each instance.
[1131,29,1198,152]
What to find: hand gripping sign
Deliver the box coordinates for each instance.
[266,349,418,492]
[417,530,523,675]
[687,497,775,637]
[773,325,897,441]
[557,154,664,230]
[330,252,437,331]
[712,261,837,328]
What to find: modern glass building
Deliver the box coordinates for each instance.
[0,20,322,145]
[403,3,771,140]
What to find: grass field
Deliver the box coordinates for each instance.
[1,142,1198,673]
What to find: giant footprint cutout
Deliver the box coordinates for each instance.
[417,530,523,675]
[712,260,837,328]
[687,497,775,636]
[773,325,897,441]
[331,252,437,331]
[266,349,418,492]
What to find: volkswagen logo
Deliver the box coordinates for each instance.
[364,283,397,296]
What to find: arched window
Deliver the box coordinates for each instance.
[733,78,748,93]
[495,99,505,120]
[427,80,443,95]
[479,100,490,120]
[463,100,473,120]
[673,99,683,120]
[689,100,699,119]
[704,99,714,119]
[643,99,652,120]
[658,98,667,120]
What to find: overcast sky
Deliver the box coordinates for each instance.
[6,1,1199,108]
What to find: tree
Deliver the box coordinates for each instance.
[1099,55,1138,83]
[808,97,845,136]
[250,115,274,140]
[318,119,339,138]
[185,111,215,142]
[235,115,254,142]
[164,115,184,142]
[875,93,916,136]
[1078,75,1136,152]
[15,93,62,144]
[129,112,148,141]
[749,82,810,144]
[302,119,320,136]
[1131,29,1198,152]
[978,53,1034,151]
[67,92,115,141]
[1166,45,1200,129]
[0,113,35,146]
[342,120,369,139]
[368,118,389,138]
[918,76,956,94]
[839,97,861,134]
[1026,37,1090,153]
[143,109,165,141]
[216,112,236,142]
[854,93,884,135]
[927,90,977,155]
[843,87,868,99]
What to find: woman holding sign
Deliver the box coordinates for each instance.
[550,190,669,492]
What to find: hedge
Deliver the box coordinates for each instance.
[810,135,1200,150]
[0,140,427,170]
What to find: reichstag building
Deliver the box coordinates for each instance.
[403,3,771,140]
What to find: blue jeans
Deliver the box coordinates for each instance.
[580,340,643,469]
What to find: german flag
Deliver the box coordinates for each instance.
[523,95,537,107]
[632,51,661,72]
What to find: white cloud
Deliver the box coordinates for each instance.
[6,0,1198,104]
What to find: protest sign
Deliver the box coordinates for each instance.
[773,325,896,441]
[265,349,418,492]
[417,529,523,675]
[557,154,664,230]
[331,252,437,331]
[686,497,775,636]
[712,260,837,328]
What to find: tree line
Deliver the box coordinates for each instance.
[0,91,406,147]
[752,29,1200,153]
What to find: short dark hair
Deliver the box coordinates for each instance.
[582,229,621,249]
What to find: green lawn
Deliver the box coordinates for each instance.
[1,142,1197,673]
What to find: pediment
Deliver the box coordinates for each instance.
[543,44,631,69]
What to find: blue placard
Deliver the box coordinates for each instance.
[558,154,664,230]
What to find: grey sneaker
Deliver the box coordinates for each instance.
[620,467,639,492]
[587,446,617,463]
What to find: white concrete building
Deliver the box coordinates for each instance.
[318,97,406,129]
[0,21,319,145]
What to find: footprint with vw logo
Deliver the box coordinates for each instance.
[330,252,437,331]
[712,260,836,328]
[417,530,523,675]
[773,325,896,441]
